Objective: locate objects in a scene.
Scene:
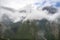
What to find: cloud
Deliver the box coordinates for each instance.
[0,0,37,10]
[0,0,60,24]
[22,5,60,24]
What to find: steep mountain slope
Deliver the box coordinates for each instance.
[0,0,60,40]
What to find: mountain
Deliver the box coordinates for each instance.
[0,0,60,40]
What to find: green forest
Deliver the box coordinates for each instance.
[0,19,60,40]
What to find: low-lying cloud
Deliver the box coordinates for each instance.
[0,0,60,24]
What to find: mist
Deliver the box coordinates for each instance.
[0,0,60,24]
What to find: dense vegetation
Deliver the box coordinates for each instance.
[0,19,60,40]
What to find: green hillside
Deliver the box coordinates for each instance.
[0,20,60,40]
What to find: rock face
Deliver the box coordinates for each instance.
[0,22,7,37]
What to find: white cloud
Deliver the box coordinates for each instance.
[0,0,37,10]
[0,0,60,23]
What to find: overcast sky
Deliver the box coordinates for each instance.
[0,0,38,10]
[0,0,60,23]
[0,0,60,10]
